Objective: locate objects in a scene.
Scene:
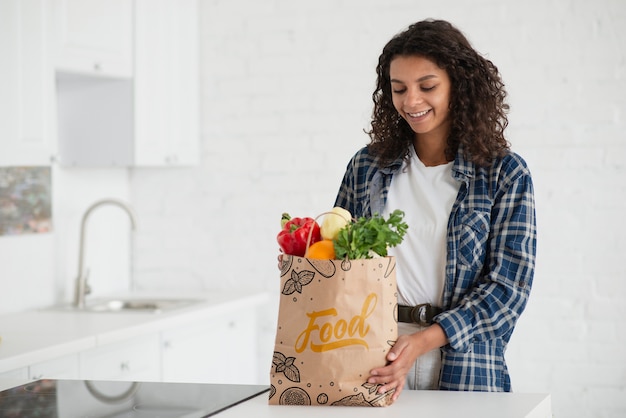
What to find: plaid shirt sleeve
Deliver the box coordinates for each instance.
[435,152,537,390]
[333,147,394,218]
[333,153,359,216]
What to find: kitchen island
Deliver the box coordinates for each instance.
[0,379,551,417]
[222,388,552,418]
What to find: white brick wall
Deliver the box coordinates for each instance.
[129,1,626,416]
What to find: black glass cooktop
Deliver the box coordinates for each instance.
[0,379,268,417]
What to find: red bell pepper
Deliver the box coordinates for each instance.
[277,214,322,257]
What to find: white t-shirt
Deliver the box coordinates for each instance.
[382,146,460,307]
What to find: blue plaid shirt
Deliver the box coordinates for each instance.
[334,146,536,392]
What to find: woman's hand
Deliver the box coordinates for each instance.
[368,333,418,400]
[368,323,448,401]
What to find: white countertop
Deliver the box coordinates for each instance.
[218,390,552,418]
[0,291,269,373]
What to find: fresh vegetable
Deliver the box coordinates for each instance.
[334,210,408,259]
[280,213,291,228]
[320,207,352,240]
[277,214,322,257]
[305,239,336,260]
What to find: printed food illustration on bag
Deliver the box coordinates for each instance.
[270,209,407,407]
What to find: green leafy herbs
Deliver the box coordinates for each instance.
[333,209,408,259]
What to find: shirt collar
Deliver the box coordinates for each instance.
[452,144,475,181]
[379,154,404,175]
[379,144,475,180]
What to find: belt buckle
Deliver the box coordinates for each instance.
[410,303,431,326]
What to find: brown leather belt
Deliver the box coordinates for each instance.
[397,304,443,326]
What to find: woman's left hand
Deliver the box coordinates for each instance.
[368,324,448,401]
[367,333,418,400]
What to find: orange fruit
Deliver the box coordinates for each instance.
[306,239,336,260]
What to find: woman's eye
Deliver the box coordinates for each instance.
[392,88,406,94]
[421,85,436,92]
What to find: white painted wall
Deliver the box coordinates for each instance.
[0,167,132,313]
[0,1,623,416]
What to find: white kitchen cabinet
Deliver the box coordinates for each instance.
[50,0,133,78]
[80,334,160,382]
[55,0,199,167]
[0,293,269,386]
[29,354,79,380]
[0,0,54,166]
[133,0,199,166]
[161,314,257,384]
[0,367,28,379]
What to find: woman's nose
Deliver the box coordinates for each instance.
[404,88,424,108]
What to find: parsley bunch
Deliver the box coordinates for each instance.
[334,210,408,259]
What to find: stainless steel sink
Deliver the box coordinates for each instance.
[49,298,204,313]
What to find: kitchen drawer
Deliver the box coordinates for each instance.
[80,334,160,381]
[161,314,257,384]
[0,367,28,380]
[29,354,79,380]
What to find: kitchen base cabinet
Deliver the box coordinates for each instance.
[0,293,270,385]
[1,317,259,385]
[0,367,28,380]
[79,334,160,382]
[161,314,257,384]
[29,354,79,380]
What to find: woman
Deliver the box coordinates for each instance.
[334,19,536,400]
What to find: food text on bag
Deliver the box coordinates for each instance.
[294,293,377,353]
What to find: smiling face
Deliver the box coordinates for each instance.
[389,55,452,144]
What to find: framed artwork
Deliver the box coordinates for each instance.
[0,167,52,236]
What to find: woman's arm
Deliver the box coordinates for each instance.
[437,155,537,352]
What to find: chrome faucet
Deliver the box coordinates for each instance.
[74,198,138,309]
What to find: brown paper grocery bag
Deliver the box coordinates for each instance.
[269,255,398,407]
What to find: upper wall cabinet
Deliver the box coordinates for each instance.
[51,0,133,78]
[55,0,199,167]
[0,0,55,166]
[134,0,199,166]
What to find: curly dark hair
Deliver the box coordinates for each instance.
[368,19,510,167]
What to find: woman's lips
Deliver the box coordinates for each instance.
[408,109,431,118]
